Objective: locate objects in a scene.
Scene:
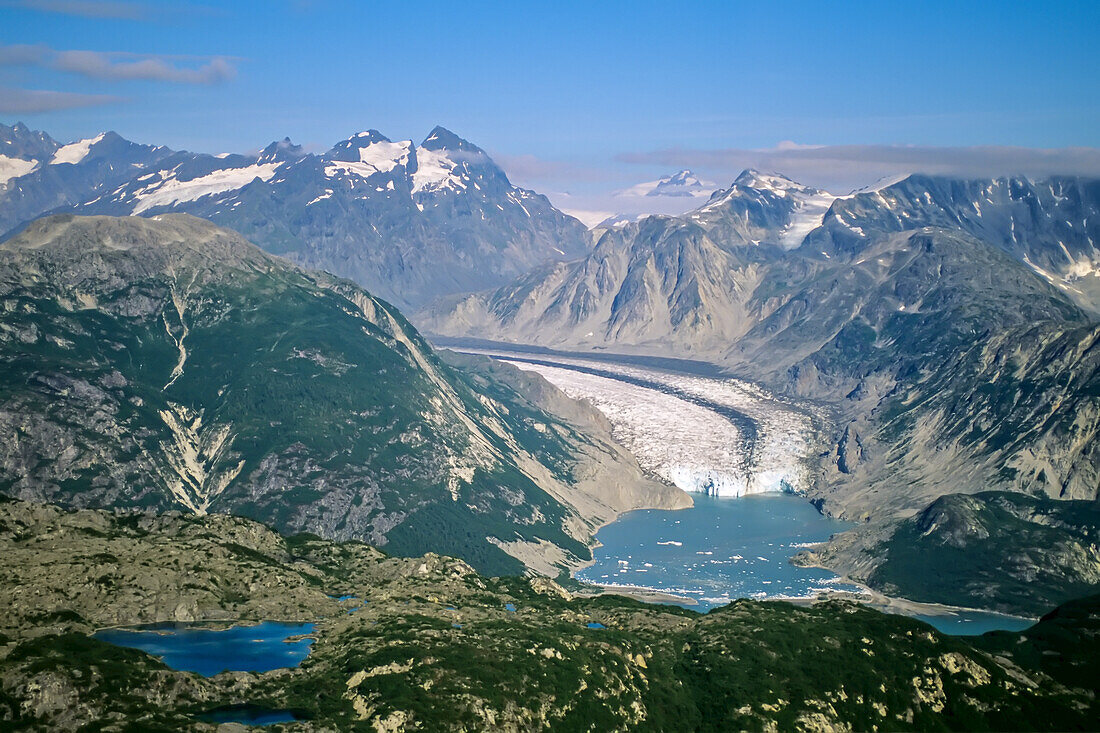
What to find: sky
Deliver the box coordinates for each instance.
[2,0,1099,223]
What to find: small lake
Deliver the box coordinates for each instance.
[195,704,304,726]
[577,493,864,608]
[94,621,315,677]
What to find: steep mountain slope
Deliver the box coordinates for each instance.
[426,172,1100,610]
[2,497,1098,731]
[814,174,1100,312]
[862,492,1100,615]
[421,170,852,354]
[0,121,590,310]
[0,214,684,576]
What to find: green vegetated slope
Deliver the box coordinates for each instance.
[0,214,682,577]
[866,492,1100,616]
[1,497,1097,732]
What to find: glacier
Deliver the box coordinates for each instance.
[481,352,814,498]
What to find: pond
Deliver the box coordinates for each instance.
[194,704,305,726]
[93,621,315,677]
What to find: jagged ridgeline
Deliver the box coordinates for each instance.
[0,214,682,575]
[0,122,591,311]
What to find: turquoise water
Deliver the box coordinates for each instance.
[94,621,315,677]
[908,611,1035,636]
[577,493,1036,636]
[578,493,862,609]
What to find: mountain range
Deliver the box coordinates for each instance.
[423,169,1100,609]
[0,122,590,310]
[3,119,1099,614]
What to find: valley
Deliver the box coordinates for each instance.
[1,115,1099,729]
[451,348,1045,633]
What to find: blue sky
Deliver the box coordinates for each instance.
[2,0,1099,218]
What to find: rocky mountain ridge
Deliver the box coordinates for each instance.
[0,213,685,577]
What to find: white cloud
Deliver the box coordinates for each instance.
[52,50,235,84]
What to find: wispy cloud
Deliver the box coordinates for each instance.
[53,50,235,84]
[0,86,122,113]
[0,44,47,65]
[0,0,146,18]
[617,143,1100,193]
[0,44,237,85]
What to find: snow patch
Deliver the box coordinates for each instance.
[324,140,411,180]
[411,147,468,194]
[0,154,38,185]
[132,161,283,214]
[50,133,105,166]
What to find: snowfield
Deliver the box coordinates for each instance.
[50,133,106,166]
[131,162,283,214]
[0,155,38,186]
[480,352,814,497]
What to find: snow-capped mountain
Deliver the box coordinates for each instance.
[0,122,590,310]
[0,122,57,185]
[616,169,716,199]
[0,123,172,235]
[584,170,721,232]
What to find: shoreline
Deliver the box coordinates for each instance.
[572,572,1037,625]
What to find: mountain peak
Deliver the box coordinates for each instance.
[1,121,59,161]
[325,129,397,162]
[258,136,304,163]
[420,126,483,154]
[349,129,391,143]
[733,169,805,191]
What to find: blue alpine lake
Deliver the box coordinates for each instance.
[195,705,304,726]
[577,493,862,609]
[93,621,315,677]
[577,493,1036,636]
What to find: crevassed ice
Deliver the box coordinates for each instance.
[494,355,812,497]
